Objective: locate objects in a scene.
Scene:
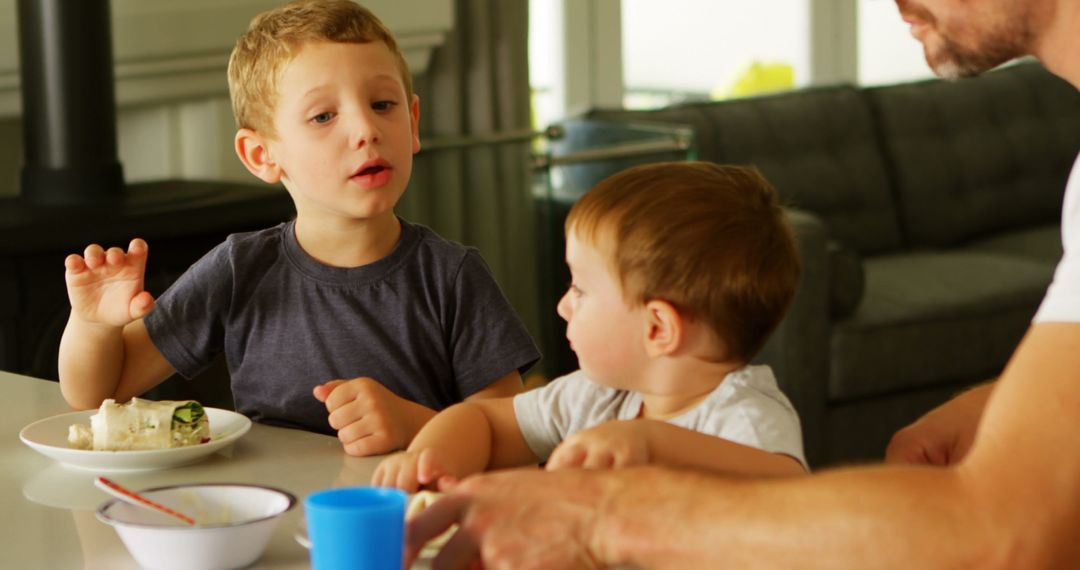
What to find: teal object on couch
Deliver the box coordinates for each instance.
[587,62,1080,467]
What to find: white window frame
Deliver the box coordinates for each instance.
[539,0,861,122]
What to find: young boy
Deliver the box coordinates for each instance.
[56,0,540,456]
[374,161,806,491]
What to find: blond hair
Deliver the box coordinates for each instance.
[566,162,799,362]
[227,0,412,136]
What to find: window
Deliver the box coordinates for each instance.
[857,0,935,85]
[531,0,935,127]
[621,0,810,107]
[529,0,561,129]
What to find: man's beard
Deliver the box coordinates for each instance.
[929,29,1030,80]
[923,10,1033,80]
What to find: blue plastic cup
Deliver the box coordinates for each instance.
[305,486,407,570]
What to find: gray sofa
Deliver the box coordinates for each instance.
[586,62,1080,467]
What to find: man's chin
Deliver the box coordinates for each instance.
[926,36,1025,81]
[929,60,969,81]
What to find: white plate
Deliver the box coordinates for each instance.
[19,408,251,472]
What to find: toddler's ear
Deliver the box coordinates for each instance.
[643,299,683,358]
[234,128,282,184]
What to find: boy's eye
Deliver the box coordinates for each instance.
[372,101,395,112]
[310,111,335,124]
[568,283,583,297]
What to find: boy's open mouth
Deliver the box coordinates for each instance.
[357,165,385,177]
[352,158,391,178]
[350,159,393,189]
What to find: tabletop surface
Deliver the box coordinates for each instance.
[0,370,392,569]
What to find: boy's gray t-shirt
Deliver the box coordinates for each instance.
[513,365,807,469]
[144,219,540,435]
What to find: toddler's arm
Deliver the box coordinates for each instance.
[547,419,806,477]
[58,239,175,409]
[373,397,539,492]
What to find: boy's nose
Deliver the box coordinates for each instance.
[556,291,572,322]
[349,113,381,148]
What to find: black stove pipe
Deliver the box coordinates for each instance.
[16,0,124,205]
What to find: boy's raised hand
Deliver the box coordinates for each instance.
[546,419,651,471]
[313,378,414,456]
[64,239,155,327]
[372,448,450,493]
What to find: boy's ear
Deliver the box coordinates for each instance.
[235,128,282,184]
[410,94,421,154]
[642,299,683,358]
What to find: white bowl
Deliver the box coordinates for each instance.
[96,483,296,570]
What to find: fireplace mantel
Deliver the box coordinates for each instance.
[0,0,452,117]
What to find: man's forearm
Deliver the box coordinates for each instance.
[597,465,996,570]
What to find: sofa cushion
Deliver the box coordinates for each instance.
[868,62,1080,249]
[962,223,1062,265]
[828,249,1055,401]
[589,86,903,254]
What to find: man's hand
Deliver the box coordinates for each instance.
[886,382,995,465]
[313,378,412,456]
[546,419,650,471]
[406,468,615,570]
[64,239,155,327]
[372,448,450,492]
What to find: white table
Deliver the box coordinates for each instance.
[0,370,390,569]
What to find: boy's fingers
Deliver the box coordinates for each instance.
[436,475,460,492]
[396,464,420,493]
[343,431,393,457]
[323,377,379,411]
[333,411,373,441]
[312,379,347,403]
[129,291,156,319]
[83,244,105,268]
[64,254,86,274]
[371,462,388,486]
[418,449,445,484]
[128,238,148,256]
[105,247,125,265]
[546,442,585,471]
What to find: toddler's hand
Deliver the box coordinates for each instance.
[372,448,449,493]
[313,378,410,456]
[64,239,155,327]
[546,419,651,471]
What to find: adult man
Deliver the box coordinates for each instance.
[408,0,1080,567]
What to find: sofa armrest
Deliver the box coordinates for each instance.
[754,207,832,467]
[826,239,865,319]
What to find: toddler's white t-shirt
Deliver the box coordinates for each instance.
[513,365,807,470]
